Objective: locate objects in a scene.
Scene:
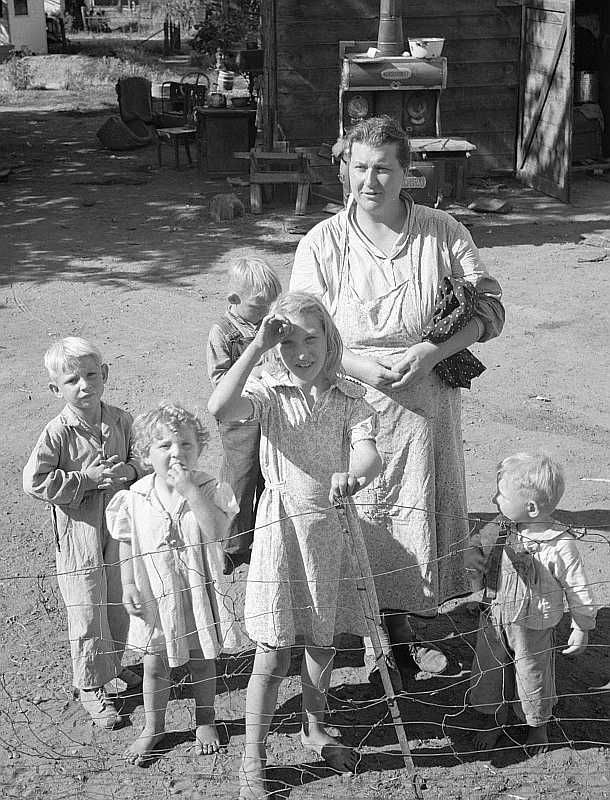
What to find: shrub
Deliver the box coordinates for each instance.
[4,55,33,90]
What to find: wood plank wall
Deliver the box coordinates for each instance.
[273,0,522,173]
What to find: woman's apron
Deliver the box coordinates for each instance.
[332,219,470,613]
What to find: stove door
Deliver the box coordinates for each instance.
[517,0,574,202]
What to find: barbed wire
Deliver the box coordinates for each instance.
[1,503,608,799]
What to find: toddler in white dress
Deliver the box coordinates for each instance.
[106,402,240,765]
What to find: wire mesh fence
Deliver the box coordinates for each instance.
[0,504,608,800]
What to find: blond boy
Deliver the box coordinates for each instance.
[206,258,282,574]
[23,337,145,728]
[465,453,597,755]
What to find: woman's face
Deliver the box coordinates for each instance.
[348,141,407,217]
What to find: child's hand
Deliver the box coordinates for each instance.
[167,459,197,497]
[329,472,365,504]
[464,545,486,574]
[464,545,486,592]
[562,628,588,656]
[84,454,107,489]
[254,314,292,352]
[97,456,135,491]
[122,584,143,617]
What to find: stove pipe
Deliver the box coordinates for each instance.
[377,0,405,56]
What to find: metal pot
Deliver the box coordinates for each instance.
[574,71,599,104]
[208,92,227,108]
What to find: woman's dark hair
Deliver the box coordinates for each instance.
[343,115,411,168]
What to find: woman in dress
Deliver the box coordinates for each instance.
[290,115,505,672]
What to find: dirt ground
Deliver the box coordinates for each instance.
[1,87,609,800]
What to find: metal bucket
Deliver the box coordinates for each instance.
[574,71,599,104]
[218,70,235,92]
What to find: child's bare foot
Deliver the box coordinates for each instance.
[473,725,504,752]
[301,727,358,772]
[524,724,549,756]
[195,723,221,755]
[239,753,267,800]
[125,730,165,766]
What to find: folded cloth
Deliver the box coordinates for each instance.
[421,276,486,389]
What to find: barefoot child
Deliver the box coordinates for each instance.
[465,453,597,755]
[106,403,241,765]
[208,292,383,799]
[206,257,282,575]
[23,337,145,729]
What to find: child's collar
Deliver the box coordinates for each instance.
[227,305,259,328]
[60,401,112,428]
[259,369,367,398]
[516,519,571,542]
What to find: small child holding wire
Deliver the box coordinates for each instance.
[208,291,383,799]
[465,452,597,755]
[106,402,241,765]
[206,257,282,574]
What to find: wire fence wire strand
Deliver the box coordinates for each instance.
[0,502,608,800]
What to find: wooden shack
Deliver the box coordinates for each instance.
[263,0,523,175]
[261,0,610,200]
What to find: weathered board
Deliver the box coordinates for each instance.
[516,0,574,201]
[270,0,522,173]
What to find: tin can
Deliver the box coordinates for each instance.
[574,71,599,104]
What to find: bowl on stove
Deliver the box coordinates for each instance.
[408,37,445,58]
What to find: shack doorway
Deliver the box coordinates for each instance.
[517,0,609,202]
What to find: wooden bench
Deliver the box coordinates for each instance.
[247,150,313,215]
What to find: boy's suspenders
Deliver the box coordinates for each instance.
[482,517,512,603]
[217,316,253,364]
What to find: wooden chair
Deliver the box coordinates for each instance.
[159,73,209,125]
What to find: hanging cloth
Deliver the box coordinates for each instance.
[421,276,486,389]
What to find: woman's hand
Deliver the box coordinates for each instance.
[122,583,143,617]
[343,350,402,389]
[390,342,440,389]
[254,314,292,352]
[329,472,365,505]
